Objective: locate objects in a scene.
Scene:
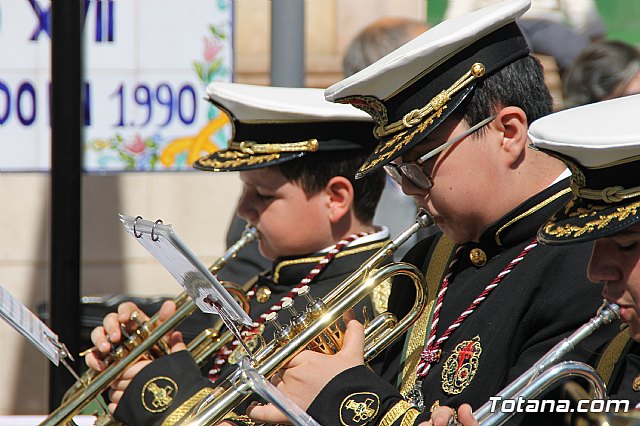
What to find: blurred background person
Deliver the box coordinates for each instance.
[446,0,604,76]
[342,16,429,76]
[563,39,640,108]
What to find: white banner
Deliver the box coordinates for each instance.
[0,0,233,172]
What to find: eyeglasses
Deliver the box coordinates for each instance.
[383,114,497,190]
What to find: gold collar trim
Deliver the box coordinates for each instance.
[374,63,485,139]
[228,139,319,155]
[273,241,387,283]
[494,187,572,246]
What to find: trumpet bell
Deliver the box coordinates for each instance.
[563,381,640,426]
[605,412,640,426]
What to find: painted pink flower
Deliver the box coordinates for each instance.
[203,37,222,62]
[124,134,146,155]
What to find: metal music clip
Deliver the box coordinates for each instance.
[45,334,82,382]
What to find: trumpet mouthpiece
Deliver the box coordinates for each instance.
[598,301,621,323]
[416,209,434,228]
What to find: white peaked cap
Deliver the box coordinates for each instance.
[325,0,531,102]
[207,82,372,122]
[533,94,640,245]
[194,82,378,172]
[529,94,640,168]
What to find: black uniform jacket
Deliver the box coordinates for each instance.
[565,335,640,425]
[607,339,640,407]
[308,180,619,426]
[113,235,389,426]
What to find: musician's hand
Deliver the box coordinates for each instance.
[424,404,476,426]
[457,404,476,426]
[247,310,364,424]
[106,331,187,414]
[85,300,177,371]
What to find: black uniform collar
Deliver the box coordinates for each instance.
[466,178,573,263]
[270,238,387,285]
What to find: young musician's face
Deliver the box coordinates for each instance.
[236,168,333,260]
[588,223,640,341]
[398,117,498,244]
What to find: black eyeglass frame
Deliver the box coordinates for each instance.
[383,114,497,190]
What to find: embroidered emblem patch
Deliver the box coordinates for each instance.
[339,392,380,425]
[141,376,177,413]
[441,336,482,395]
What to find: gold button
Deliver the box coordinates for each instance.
[633,375,640,391]
[469,248,487,267]
[255,286,272,303]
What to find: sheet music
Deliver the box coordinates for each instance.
[119,215,253,327]
[0,286,60,366]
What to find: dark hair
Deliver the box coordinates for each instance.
[453,55,553,132]
[276,150,385,223]
[563,40,640,108]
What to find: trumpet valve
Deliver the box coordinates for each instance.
[291,309,314,330]
[265,312,283,332]
[282,297,299,317]
[112,344,128,361]
[298,285,326,318]
[122,334,142,352]
[281,297,306,333]
[130,310,144,327]
[118,324,137,352]
[298,285,345,354]
[264,311,294,345]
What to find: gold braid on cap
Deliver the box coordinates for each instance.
[374,63,486,139]
[228,139,319,154]
[570,181,640,204]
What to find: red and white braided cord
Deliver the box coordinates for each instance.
[416,239,538,377]
[208,232,368,381]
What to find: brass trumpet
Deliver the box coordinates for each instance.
[41,226,259,426]
[473,302,620,426]
[176,212,434,426]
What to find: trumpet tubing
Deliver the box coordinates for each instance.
[180,212,434,426]
[474,302,620,426]
[41,226,258,426]
[187,320,235,366]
